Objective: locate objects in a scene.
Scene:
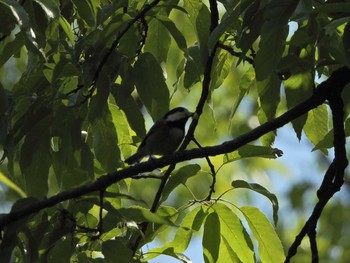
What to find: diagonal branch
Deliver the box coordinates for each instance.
[0,67,349,232]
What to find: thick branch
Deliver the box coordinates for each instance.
[1,67,349,231]
[285,66,349,262]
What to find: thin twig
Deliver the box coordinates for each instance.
[192,138,217,200]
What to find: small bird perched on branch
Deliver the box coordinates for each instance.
[125,107,194,164]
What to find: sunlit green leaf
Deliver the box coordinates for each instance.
[240,206,285,263]
[213,203,255,263]
[304,104,328,150]
[203,212,220,263]
[145,206,208,261]
[59,17,74,46]
[33,0,60,20]
[0,171,26,198]
[284,72,313,140]
[210,49,233,90]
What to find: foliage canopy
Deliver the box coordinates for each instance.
[0,0,350,262]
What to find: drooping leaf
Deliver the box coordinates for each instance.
[134,52,170,121]
[240,206,285,263]
[59,17,74,46]
[0,33,24,67]
[1,0,29,30]
[229,67,255,129]
[91,109,122,172]
[144,17,171,63]
[184,44,203,88]
[231,180,279,225]
[145,206,208,261]
[213,203,255,263]
[304,104,328,151]
[284,72,313,140]
[161,164,201,203]
[183,0,210,63]
[156,15,187,52]
[203,212,220,263]
[210,49,233,90]
[33,0,60,20]
[20,115,52,198]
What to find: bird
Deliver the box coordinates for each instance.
[125,107,194,164]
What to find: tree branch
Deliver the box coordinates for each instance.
[132,0,221,252]
[285,66,349,262]
[0,67,349,233]
[84,0,162,99]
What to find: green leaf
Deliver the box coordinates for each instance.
[33,0,60,20]
[59,17,74,46]
[102,239,135,263]
[20,116,52,198]
[210,49,233,90]
[257,75,281,120]
[161,164,201,203]
[109,104,133,159]
[92,109,122,172]
[145,206,208,261]
[184,44,203,88]
[208,7,241,52]
[240,206,285,263]
[229,67,255,129]
[284,72,313,140]
[134,52,170,121]
[48,238,77,263]
[0,33,24,67]
[203,212,220,263]
[118,206,177,226]
[213,203,255,263]
[224,145,283,163]
[144,17,171,63]
[156,15,187,52]
[183,0,210,63]
[237,1,264,56]
[220,236,243,263]
[304,104,328,150]
[1,0,29,30]
[231,180,279,225]
[0,171,26,197]
[255,25,288,81]
[73,0,97,27]
[313,119,350,151]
